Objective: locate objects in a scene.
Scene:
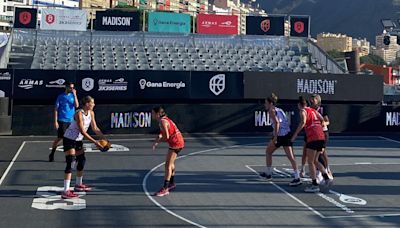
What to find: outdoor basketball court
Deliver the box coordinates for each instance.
[0,135,399,227]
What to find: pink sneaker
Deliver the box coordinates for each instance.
[62,190,79,199]
[154,187,169,197]
[167,183,176,191]
[74,184,92,192]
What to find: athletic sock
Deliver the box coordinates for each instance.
[312,179,318,186]
[76,176,83,186]
[293,170,300,179]
[265,166,272,175]
[170,176,175,184]
[300,165,305,172]
[163,180,170,189]
[64,179,71,192]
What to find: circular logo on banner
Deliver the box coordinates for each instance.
[46,14,55,24]
[209,74,225,96]
[260,19,270,32]
[19,11,32,25]
[294,21,305,34]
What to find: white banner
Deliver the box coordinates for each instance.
[40,9,87,31]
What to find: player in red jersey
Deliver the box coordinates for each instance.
[291,96,331,193]
[152,106,185,197]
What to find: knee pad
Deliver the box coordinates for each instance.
[76,154,86,171]
[65,155,75,174]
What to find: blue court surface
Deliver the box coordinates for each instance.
[0,135,399,227]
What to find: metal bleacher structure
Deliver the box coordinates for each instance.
[6,29,346,74]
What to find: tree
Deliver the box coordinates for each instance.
[327,49,345,60]
[360,54,386,65]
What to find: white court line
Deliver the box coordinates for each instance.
[326,213,400,219]
[250,162,400,167]
[0,141,26,186]
[142,143,264,228]
[379,136,400,144]
[245,165,325,218]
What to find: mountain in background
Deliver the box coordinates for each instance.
[250,0,400,43]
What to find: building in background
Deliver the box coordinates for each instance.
[0,0,30,31]
[81,0,112,8]
[373,34,398,63]
[136,0,207,13]
[317,33,353,52]
[208,0,266,34]
[352,38,370,57]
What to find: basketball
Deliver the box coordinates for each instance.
[98,139,111,152]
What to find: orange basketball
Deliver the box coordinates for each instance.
[98,139,111,152]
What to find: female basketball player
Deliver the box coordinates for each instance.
[260,93,301,186]
[152,106,185,197]
[61,96,105,199]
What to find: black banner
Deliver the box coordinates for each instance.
[190,71,243,99]
[76,70,133,101]
[13,70,76,100]
[11,103,400,135]
[132,70,190,99]
[290,16,309,37]
[0,70,12,98]
[244,72,383,102]
[94,10,140,31]
[14,8,37,29]
[246,16,285,36]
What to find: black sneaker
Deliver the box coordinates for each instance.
[259,172,272,180]
[289,178,302,186]
[48,153,54,162]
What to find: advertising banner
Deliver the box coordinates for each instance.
[14,7,37,29]
[13,69,76,100]
[132,70,190,99]
[190,72,243,99]
[244,72,383,102]
[40,9,87,31]
[0,70,13,98]
[94,10,140,31]
[76,70,134,100]
[148,12,191,33]
[290,16,310,37]
[197,14,238,35]
[246,16,285,36]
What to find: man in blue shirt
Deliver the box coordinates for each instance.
[49,82,79,162]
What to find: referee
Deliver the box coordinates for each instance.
[49,82,79,162]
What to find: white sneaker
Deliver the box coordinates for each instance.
[304,185,320,193]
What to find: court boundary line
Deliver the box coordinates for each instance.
[380,136,400,144]
[245,165,326,218]
[142,142,264,228]
[247,163,400,219]
[0,141,26,186]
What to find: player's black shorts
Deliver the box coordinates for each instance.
[306,140,325,151]
[169,148,183,154]
[57,121,70,139]
[63,137,83,152]
[274,132,293,148]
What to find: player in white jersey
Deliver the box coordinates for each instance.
[61,96,106,199]
[259,93,301,186]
